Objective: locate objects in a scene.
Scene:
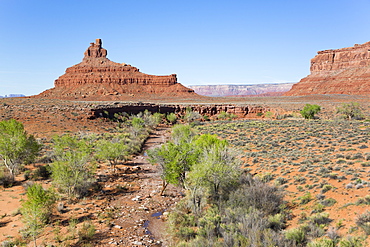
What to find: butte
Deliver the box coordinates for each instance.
[285,41,370,96]
[36,39,197,101]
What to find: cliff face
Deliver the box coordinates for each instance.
[285,41,370,96]
[188,83,293,97]
[36,39,196,100]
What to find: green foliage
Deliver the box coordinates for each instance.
[336,102,364,120]
[285,227,306,245]
[184,108,202,123]
[228,175,284,215]
[321,184,333,193]
[217,111,237,120]
[0,119,42,179]
[171,124,196,144]
[131,116,145,129]
[338,236,364,247]
[356,210,370,235]
[299,192,313,205]
[50,134,95,198]
[166,112,177,124]
[187,143,241,206]
[307,238,335,247]
[268,213,286,231]
[0,167,15,188]
[148,140,197,191]
[95,137,128,172]
[309,212,331,226]
[25,165,51,181]
[21,184,55,246]
[78,221,96,243]
[300,104,321,119]
[264,111,274,118]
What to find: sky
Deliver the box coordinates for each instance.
[1,0,370,96]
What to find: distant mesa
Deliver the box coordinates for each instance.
[285,41,370,96]
[0,94,25,98]
[188,83,294,97]
[36,39,196,100]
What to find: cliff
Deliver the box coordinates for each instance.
[285,41,370,96]
[36,39,196,100]
[188,83,293,97]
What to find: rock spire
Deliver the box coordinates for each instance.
[36,39,196,100]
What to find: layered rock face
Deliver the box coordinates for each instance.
[37,39,195,100]
[285,41,370,96]
[90,103,268,119]
[188,83,294,97]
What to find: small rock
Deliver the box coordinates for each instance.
[114,225,122,229]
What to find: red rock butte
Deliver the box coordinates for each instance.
[285,41,370,96]
[36,39,196,100]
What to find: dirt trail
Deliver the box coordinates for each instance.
[96,127,182,246]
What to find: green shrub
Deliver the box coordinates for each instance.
[0,119,42,180]
[21,184,55,246]
[285,227,306,245]
[309,212,331,226]
[78,221,96,243]
[300,104,321,119]
[336,102,364,120]
[321,184,333,193]
[338,236,364,247]
[166,112,177,124]
[50,134,95,198]
[307,238,335,247]
[356,210,370,235]
[299,192,313,205]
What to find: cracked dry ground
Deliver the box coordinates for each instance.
[93,127,183,247]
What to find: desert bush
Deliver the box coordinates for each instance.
[299,192,313,205]
[228,175,284,215]
[321,184,333,193]
[355,210,370,235]
[26,165,51,181]
[285,227,306,245]
[0,168,14,188]
[95,137,128,172]
[21,183,55,246]
[0,119,42,180]
[166,112,177,124]
[309,212,331,226]
[337,102,364,120]
[307,238,335,247]
[50,134,95,198]
[321,198,337,207]
[184,108,202,123]
[264,111,274,118]
[187,144,241,207]
[267,213,286,231]
[311,203,325,213]
[217,111,237,120]
[300,104,321,119]
[78,221,96,243]
[338,236,364,247]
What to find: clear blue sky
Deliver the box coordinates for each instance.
[1,0,370,96]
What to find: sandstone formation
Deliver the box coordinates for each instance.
[285,41,370,96]
[36,39,196,100]
[188,83,294,97]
